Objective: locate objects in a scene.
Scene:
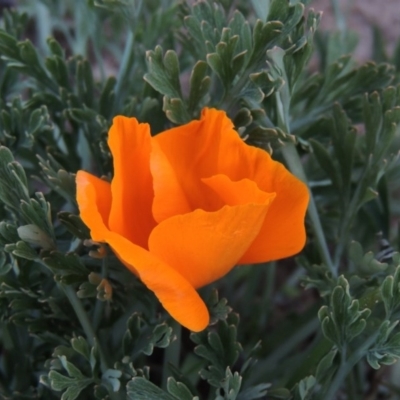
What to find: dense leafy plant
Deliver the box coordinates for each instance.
[1,0,400,399]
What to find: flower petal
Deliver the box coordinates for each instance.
[104,231,209,332]
[148,192,275,289]
[76,170,208,332]
[169,108,309,262]
[151,108,236,222]
[76,171,111,242]
[150,140,192,223]
[152,107,308,263]
[202,174,275,206]
[238,161,309,263]
[108,116,156,248]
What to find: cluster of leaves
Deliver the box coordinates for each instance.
[1,0,400,399]
[308,85,400,264]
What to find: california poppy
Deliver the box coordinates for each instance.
[76,108,309,331]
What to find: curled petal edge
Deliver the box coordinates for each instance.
[149,176,275,289]
[105,231,209,332]
[76,171,111,242]
[76,171,209,332]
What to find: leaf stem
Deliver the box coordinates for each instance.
[281,143,336,278]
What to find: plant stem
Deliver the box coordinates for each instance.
[265,262,276,297]
[333,162,371,268]
[331,0,347,33]
[323,333,378,400]
[162,320,182,390]
[63,285,96,345]
[63,284,109,372]
[114,29,134,112]
[92,33,106,82]
[34,2,51,55]
[263,262,276,326]
[274,82,336,277]
[281,143,336,278]
[347,369,358,400]
[250,0,270,21]
[250,315,320,384]
[74,1,90,56]
[290,104,332,132]
[113,0,144,114]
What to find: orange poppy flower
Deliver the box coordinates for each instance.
[76,108,309,332]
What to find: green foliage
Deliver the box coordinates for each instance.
[47,356,95,400]
[349,240,389,274]
[127,376,198,400]
[1,0,400,399]
[291,376,316,400]
[381,264,400,318]
[367,320,400,369]
[123,313,173,357]
[42,337,99,400]
[191,314,242,387]
[318,276,371,349]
